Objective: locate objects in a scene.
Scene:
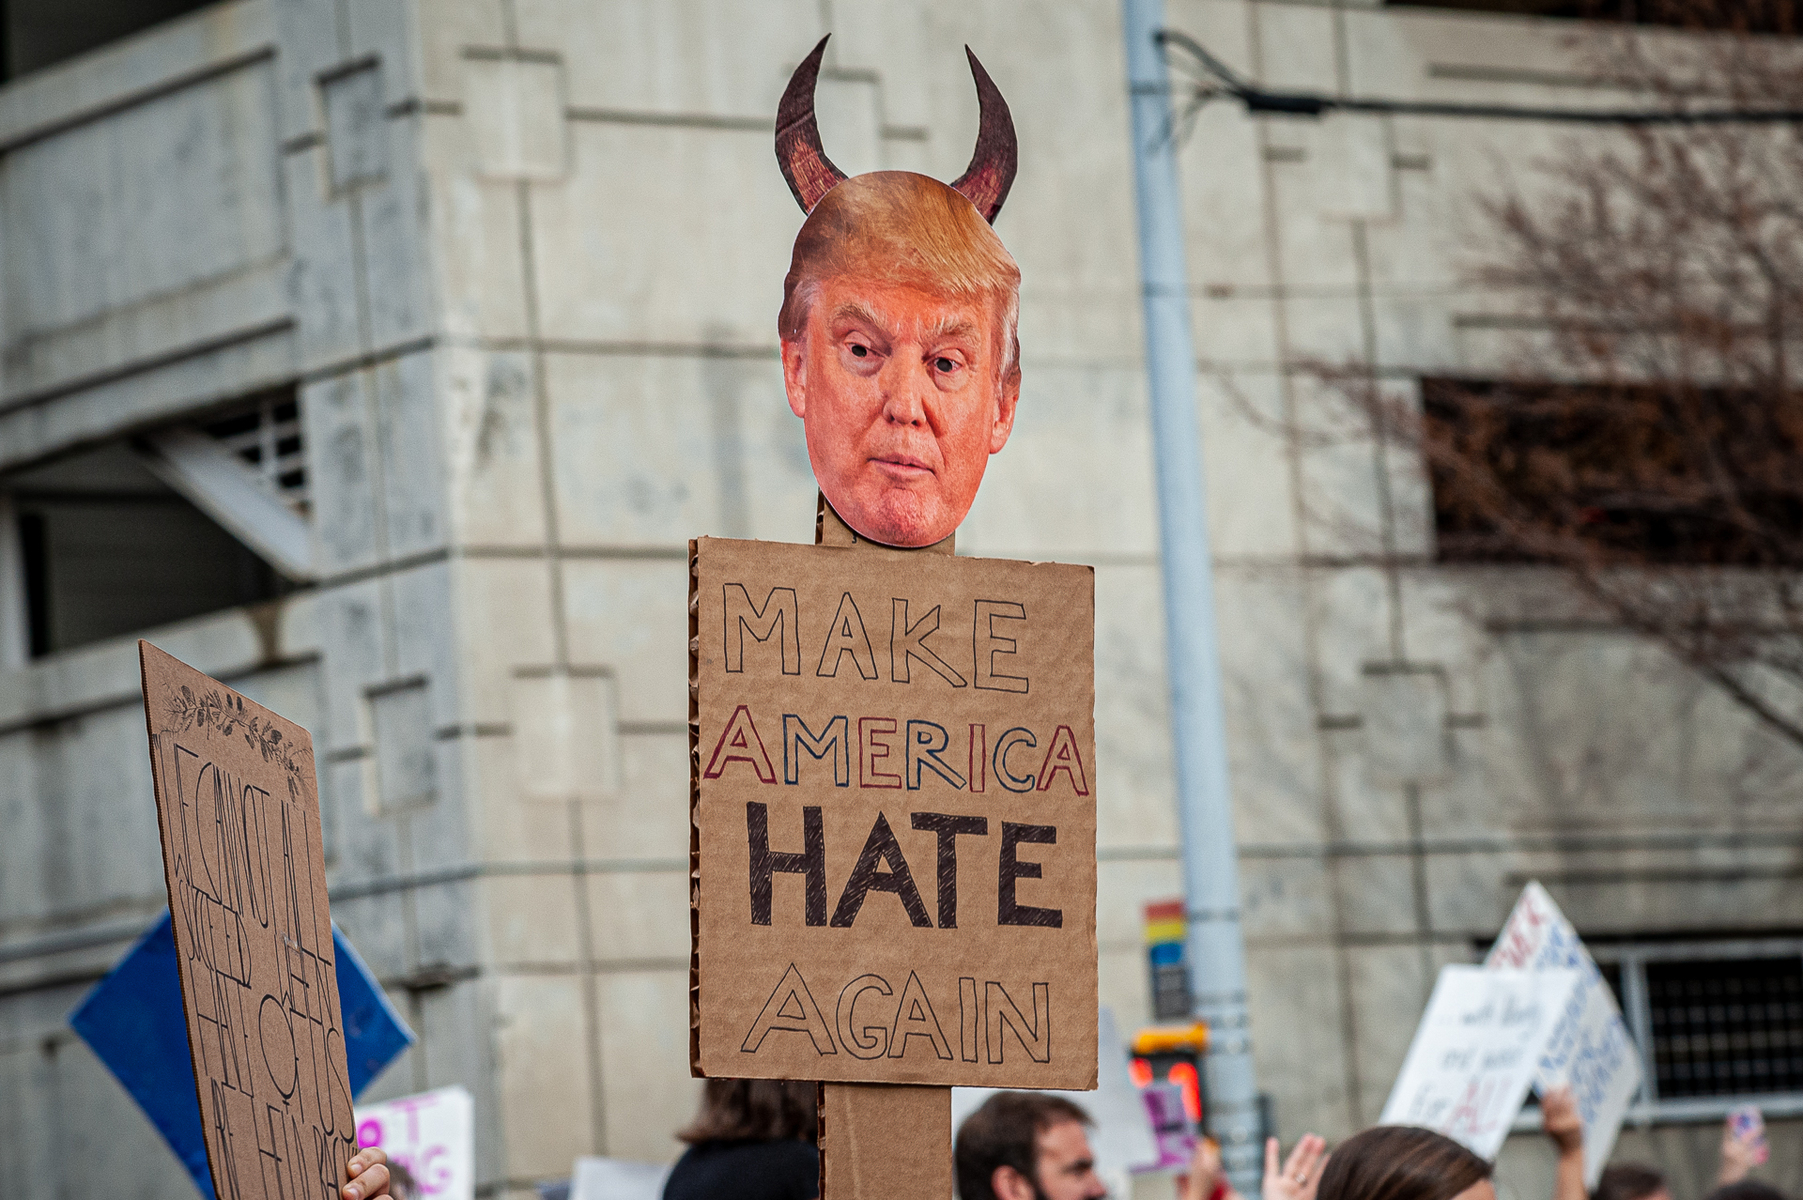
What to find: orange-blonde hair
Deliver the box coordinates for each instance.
[778,171,1021,382]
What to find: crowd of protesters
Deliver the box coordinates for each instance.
[655,1075,1785,1200]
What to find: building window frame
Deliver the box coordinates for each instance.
[1597,938,1803,1123]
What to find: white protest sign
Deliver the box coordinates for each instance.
[1486,881,1644,1188]
[354,1086,474,1200]
[1381,965,1581,1160]
[571,1157,673,1200]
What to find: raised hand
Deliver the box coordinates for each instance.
[1542,1086,1584,1157]
[1181,1136,1237,1200]
[1263,1134,1328,1200]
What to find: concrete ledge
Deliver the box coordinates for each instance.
[0,319,295,471]
[0,0,271,153]
[0,591,319,733]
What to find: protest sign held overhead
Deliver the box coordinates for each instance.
[1381,964,1581,1160]
[1487,881,1644,1187]
[688,535,1099,1088]
[138,640,357,1200]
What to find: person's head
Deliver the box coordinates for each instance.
[383,1160,418,1200]
[1707,1184,1789,1200]
[1595,1163,1671,1200]
[677,1078,818,1145]
[954,1092,1107,1200]
[779,170,1022,548]
[1315,1126,1494,1200]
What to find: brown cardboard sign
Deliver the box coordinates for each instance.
[138,640,357,1200]
[689,537,1099,1089]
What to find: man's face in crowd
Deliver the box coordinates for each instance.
[990,1119,1108,1200]
[783,274,1020,547]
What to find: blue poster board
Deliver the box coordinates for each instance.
[69,913,415,1199]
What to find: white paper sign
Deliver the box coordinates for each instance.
[1486,881,1644,1188]
[571,1157,673,1200]
[354,1086,474,1200]
[1380,965,1581,1160]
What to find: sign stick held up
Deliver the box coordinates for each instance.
[817,498,955,1198]
[717,38,1096,1196]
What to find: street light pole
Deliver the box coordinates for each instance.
[1121,0,1264,1190]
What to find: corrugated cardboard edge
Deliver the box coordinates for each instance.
[689,539,704,1076]
[138,639,223,1199]
[1080,562,1100,1091]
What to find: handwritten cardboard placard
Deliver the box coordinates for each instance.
[688,537,1099,1088]
[139,640,357,1200]
[1380,964,1582,1159]
[1487,882,1644,1186]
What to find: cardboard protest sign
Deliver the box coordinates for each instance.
[354,1087,473,1200]
[138,640,357,1200]
[1381,965,1582,1159]
[688,536,1098,1088]
[1487,881,1644,1186]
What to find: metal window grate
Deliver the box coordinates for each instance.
[1645,955,1803,1099]
[200,391,307,513]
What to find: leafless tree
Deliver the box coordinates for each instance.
[1330,4,1803,748]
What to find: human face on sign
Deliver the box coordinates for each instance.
[782,274,1020,547]
[991,1120,1108,1200]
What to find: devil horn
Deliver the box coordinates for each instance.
[950,47,1018,224]
[776,35,847,212]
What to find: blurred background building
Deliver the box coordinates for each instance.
[1,0,1799,1197]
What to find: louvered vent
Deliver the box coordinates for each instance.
[200,390,308,514]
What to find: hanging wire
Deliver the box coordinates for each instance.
[1156,26,1803,129]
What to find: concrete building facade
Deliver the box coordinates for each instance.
[1,1,1800,1198]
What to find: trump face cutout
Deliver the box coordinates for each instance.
[782,276,1019,548]
[775,39,1020,547]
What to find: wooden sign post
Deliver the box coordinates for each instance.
[689,502,1099,1195]
[139,640,358,1200]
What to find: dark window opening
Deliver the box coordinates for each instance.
[1422,376,1803,567]
[1646,955,1803,1098]
[18,508,47,657]
[1386,0,1802,32]
[6,441,290,657]
[0,0,217,84]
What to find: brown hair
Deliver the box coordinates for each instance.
[954,1091,1091,1200]
[1595,1164,1668,1200]
[677,1079,818,1145]
[385,1160,418,1200]
[778,171,1022,383]
[1315,1126,1492,1200]
[1706,1185,1789,1200]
